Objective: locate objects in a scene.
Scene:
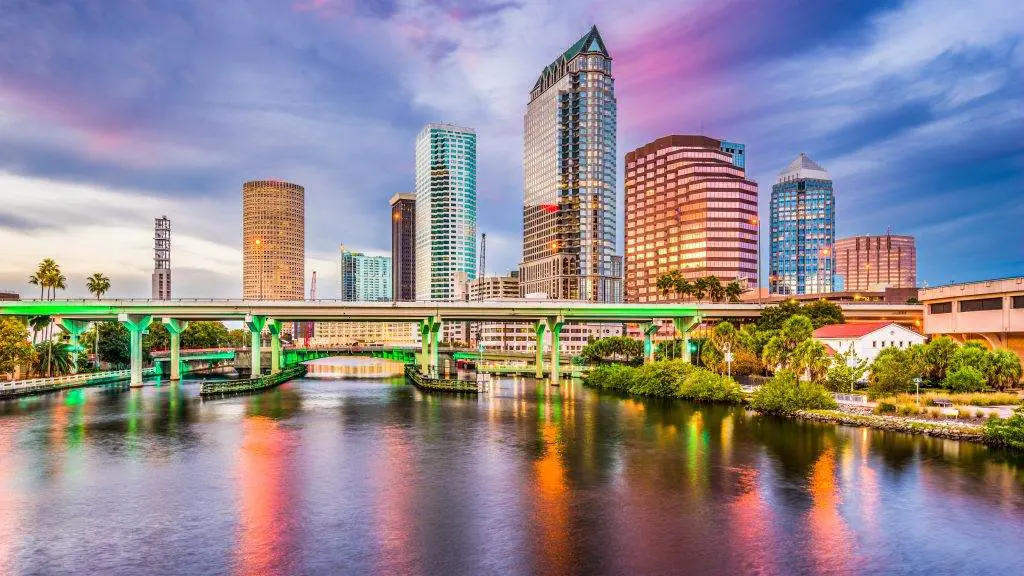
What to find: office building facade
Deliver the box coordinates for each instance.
[415,124,477,301]
[339,245,392,301]
[389,193,416,301]
[835,234,917,291]
[519,26,620,302]
[624,135,758,303]
[769,153,835,295]
[242,180,305,300]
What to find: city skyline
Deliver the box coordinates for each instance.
[1,0,1022,298]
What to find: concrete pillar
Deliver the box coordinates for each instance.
[58,318,90,374]
[245,315,267,377]
[546,316,564,386]
[419,320,430,373]
[533,321,547,379]
[641,322,660,364]
[673,316,702,363]
[268,319,282,374]
[429,316,442,375]
[118,314,153,387]
[162,318,188,381]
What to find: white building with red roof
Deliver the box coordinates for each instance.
[813,322,925,366]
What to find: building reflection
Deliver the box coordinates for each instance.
[807,445,854,574]
[532,418,570,574]
[233,415,299,575]
[371,426,419,574]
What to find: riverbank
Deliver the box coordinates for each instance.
[404,365,479,393]
[199,363,307,397]
[793,406,986,443]
[0,368,157,399]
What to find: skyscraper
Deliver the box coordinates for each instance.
[415,123,477,301]
[769,153,835,295]
[242,180,305,300]
[339,245,392,301]
[389,193,416,301]
[835,234,917,291]
[519,25,620,302]
[152,215,171,300]
[624,135,758,303]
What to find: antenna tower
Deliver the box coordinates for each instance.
[479,232,486,278]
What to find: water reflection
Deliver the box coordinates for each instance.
[0,377,1021,574]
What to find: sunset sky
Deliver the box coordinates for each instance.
[1,0,1021,297]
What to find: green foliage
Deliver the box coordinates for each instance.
[227,329,249,348]
[822,352,867,392]
[580,336,644,365]
[711,321,737,349]
[801,300,845,329]
[750,370,838,415]
[737,324,773,358]
[761,315,814,371]
[182,321,233,349]
[791,339,831,382]
[944,366,987,393]
[700,343,724,373]
[949,341,991,376]
[628,360,692,396]
[758,300,803,331]
[0,316,34,374]
[678,367,743,403]
[757,299,844,330]
[984,406,1024,451]
[32,341,72,377]
[921,336,958,383]
[95,321,130,367]
[85,272,111,299]
[868,347,924,399]
[986,349,1022,391]
[585,364,638,393]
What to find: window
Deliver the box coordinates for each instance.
[929,302,952,314]
[959,297,1003,313]
[1013,296,1024,309]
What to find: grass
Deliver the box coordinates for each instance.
[878,391,1022,407]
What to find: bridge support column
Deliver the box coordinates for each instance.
[419,320,430,373]
[245,315,267,376]
[429,317,442,375]
[162,318,188,381]
[268,319,282,374]
[546,316,564,386]
[533,321,546,379]
[58,318,90,374]
[118,314,153,387]
[641,322,659,364]
[673,316,702,363]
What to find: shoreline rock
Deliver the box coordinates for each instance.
[793,409,986,443]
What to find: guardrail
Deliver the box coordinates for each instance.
[404,365,479,393]
[834,393,870,405]
[0,368,156,399]
[199,364,307,397]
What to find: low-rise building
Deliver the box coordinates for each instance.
[813,322,925,366]
[920,276,1024,363]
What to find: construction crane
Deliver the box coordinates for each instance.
[303,271,318,347]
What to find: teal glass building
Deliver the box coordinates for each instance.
[339,245,392,301]
[769,153,835,295]
[414,123,477,301]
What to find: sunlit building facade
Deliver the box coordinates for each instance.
[415,124,477,301]
[519,26,620,302]
[835,234,917,291]
[339,245,391,301]
[624,135,758,303]
[242,180,304,300]
[389,193,416,301]
[769,153,835,295]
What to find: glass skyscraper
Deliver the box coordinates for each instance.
[339,245,392,301]
[769,153,835,295]
[415,123,477,301]
[519,26,620,302]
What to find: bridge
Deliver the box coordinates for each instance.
[0,299,922,387]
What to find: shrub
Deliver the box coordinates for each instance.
[585,364,636,393]
[876,401,897,414]
[822,354,867,392]
[944,366,987,393]
[868,347,924,399]
[629,360,692,397]
[984,407,1024,450]
[750,370,838,415]
[949,342,991,376]
[677,367,743,404]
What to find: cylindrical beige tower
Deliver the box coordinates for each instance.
[242,180,305,300]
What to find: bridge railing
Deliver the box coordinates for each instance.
[0,368,157,396]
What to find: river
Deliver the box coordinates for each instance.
[0,374,1021,575]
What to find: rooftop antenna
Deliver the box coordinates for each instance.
[479,232,487,279]
[309,270,318,301]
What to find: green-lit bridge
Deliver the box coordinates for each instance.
[0,299,922,386]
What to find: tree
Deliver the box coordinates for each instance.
[656,273,675,298]
[0,317,34,375]
[922,336,958,383]
[581,336,644,365]
[750,370,837,415]
[801,300,844,329]
[737,323,773,359]
[780,315,814,347]
[86,273,110,299]
[673,273,694,301]
[791,339,830,382]
[182,321,232,349]
[29,258,58,300]
[32,341,72,377]
[823,351,867,392]
[725,281,744,303]
[986,349,1022,391]
[757,300,802,331]
[96,321,130,367]
[711,321,737,350]
[691,276,709,303]
[227,329,249,348]
[868,347,924,399]
[949,341,991,376]
[705,276,725,303]
[944,366,986,392]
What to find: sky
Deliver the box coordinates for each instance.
[0,0,1022,299]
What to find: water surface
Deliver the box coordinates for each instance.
[0,375,1022,575]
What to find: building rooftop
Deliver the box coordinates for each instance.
[532,25,609,93]
[813,321,908,339]
[777,152,830,183]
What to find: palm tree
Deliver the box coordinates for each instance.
[86,273,111,368]
[725,281,744,303]
[29,315,50,345]
[705,276,725,303]
[29,258,58,300]
[48,271,67,300]
[691,276,709,303]
[792,339,830,382]
[987,349,1022,391]
[656,273,675,299]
